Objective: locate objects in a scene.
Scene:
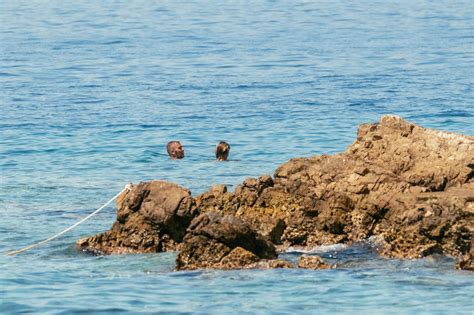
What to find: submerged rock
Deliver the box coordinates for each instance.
[77,115,473,271]
[298,255,332,270]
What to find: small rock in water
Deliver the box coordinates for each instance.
[298,255,332,270]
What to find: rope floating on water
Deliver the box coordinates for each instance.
[5,184,132,256]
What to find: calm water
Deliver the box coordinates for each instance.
[1,1,473,314]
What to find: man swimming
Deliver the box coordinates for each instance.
[167,141,185,159]
[215,141,230,161]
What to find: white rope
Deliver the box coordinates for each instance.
[5,184,132,256]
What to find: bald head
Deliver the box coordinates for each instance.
[167,141,185,159]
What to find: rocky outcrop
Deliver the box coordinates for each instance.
[195,115,474,270]
[77,115,473,271]
[175,211,277,270]
[77,181,197,254]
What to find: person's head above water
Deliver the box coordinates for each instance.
[215,141,230,161]
[167,141,185,159]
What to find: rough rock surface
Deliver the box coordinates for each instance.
[77,181,197,254]
[77,115,473,271]
[298,255,332,270]
[175,211,277,270]
[195,115,474,270]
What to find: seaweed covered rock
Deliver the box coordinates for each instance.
[175,211,277,270]
[77,181,198,254]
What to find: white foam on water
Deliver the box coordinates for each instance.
[285,243,349,254]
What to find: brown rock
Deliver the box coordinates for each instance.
[196,115,473,270]
[174,235,231,270]
[77,181,198,255]
[267,259,295,269]
[77,115,474,271]
[298,255,331,270]
[218,247,260,269]
[175,211,277,270]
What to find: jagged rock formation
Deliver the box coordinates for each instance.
[175,211,277,270]
[77,115,473,271]
[77,181,197,254]
[195,115,474,270]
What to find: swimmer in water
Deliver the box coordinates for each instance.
[166,141,185,159]
[215,141,230,161]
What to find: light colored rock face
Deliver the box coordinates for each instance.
[349,115,473,192]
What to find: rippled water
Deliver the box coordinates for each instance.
[1,1,473,313]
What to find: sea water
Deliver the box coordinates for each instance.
[1,1,473,313]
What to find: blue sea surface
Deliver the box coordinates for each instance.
[1,1,473,314]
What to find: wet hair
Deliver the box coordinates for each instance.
[215,141,230,161]
[167,141,185,159]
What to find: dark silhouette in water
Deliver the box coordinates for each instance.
[167,141,185,159]
[216,141,230,161]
